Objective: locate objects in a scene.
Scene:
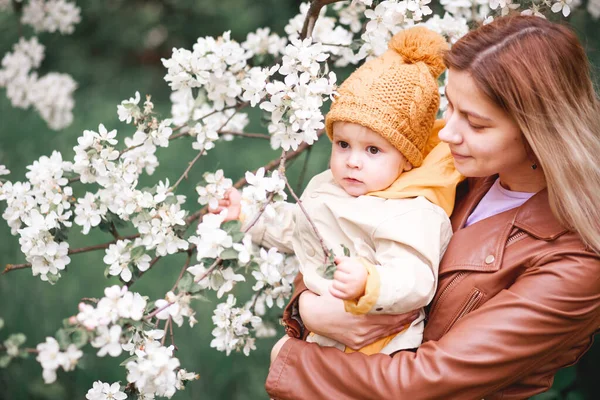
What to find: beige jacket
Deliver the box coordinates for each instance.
[247,169,452,354]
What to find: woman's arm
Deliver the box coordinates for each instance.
[299,290,419,350]
[267,250,600,399]
[281,273,419,348]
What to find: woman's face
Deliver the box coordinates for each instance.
[438,69,532,181]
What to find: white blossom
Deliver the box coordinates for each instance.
[92,325,123,357]
[196,169,232,210]
[85,381,127,400]
[551,0,573,17]
[74,192,106,234]
[36,337,82,384]
[154,291,197,327]
[21,0,81,34]
[126,340,183,398]
[210,294,261,356]
[188,212,233,260]
[104,240,133,282]
[242,27,287,57]
[117,91,142,124]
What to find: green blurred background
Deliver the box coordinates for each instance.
[0,1,598,399]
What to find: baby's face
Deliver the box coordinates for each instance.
[330,122,410,197]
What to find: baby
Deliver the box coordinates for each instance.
[213,27,462,355]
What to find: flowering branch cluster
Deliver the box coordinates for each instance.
[0,0,596,398]
[0,0,80,129]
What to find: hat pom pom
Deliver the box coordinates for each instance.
[388,27,448,78]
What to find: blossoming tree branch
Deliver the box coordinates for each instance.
[0,0,597,398]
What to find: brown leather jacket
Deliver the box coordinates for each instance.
[266,177,600,400]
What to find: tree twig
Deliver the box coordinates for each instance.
[192,257,222,284]
[300,0,346,40]
[184,131,324,227]
[109,222,120,240]
[5,132,324,276]
[3,233,140,274]
[169,316,176,350]
[161,317,171,346]
[219,131,270,139]
[126,256,161,288]
[296,145,313,193]
[283,174,331,264]
[146,301,173,320]
[169,149,206,192]
[172,252,193,293]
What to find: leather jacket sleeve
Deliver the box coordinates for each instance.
[266,249,600,400]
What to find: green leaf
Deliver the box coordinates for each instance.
[164,195,178,205]
[119,354,138,367]
[177,273,194,293]
[46,273,60,285]
[7,333,26,347]
[0,355,11,368]
[71,329,88,349]
[191,293,210,302]
[130,246,146,259]
[0,318,4,330]
[231,232,245,243]
[342,244,350,257]
[52,227,69,242]
[55,329,70,349]
[220,248,239,260]
[222,220,242,234]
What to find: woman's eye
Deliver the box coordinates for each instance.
[468,121,485,130]
[367,146,380,155]
[338,141,349,149]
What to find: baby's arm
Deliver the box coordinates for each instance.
[210,188,296,253]
[343,207,452,315]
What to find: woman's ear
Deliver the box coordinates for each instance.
[403,160,413,172]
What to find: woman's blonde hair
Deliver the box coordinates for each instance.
[445,16,600,253]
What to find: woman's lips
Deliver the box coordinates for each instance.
[451,151,471,160]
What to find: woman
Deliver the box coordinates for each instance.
[266,15,600,400]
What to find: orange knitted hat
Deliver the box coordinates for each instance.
[325,27,448,167]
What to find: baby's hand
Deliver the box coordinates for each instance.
[329,256,368,300]
[209,188,242,221]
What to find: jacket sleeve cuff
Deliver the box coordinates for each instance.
[343,258,381,315]
[282,273,310,340]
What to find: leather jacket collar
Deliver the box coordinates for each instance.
[453,176,569,240]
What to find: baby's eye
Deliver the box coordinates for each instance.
[367,146,380,155]
[338,141,349,149]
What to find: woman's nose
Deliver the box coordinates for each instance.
[438,116,462,145]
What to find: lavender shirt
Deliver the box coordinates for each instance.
[465,178,536,227]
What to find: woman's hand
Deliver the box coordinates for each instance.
[299,290,419,350]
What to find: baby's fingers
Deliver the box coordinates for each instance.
[208,205,225,213]
[329,282,352,300]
